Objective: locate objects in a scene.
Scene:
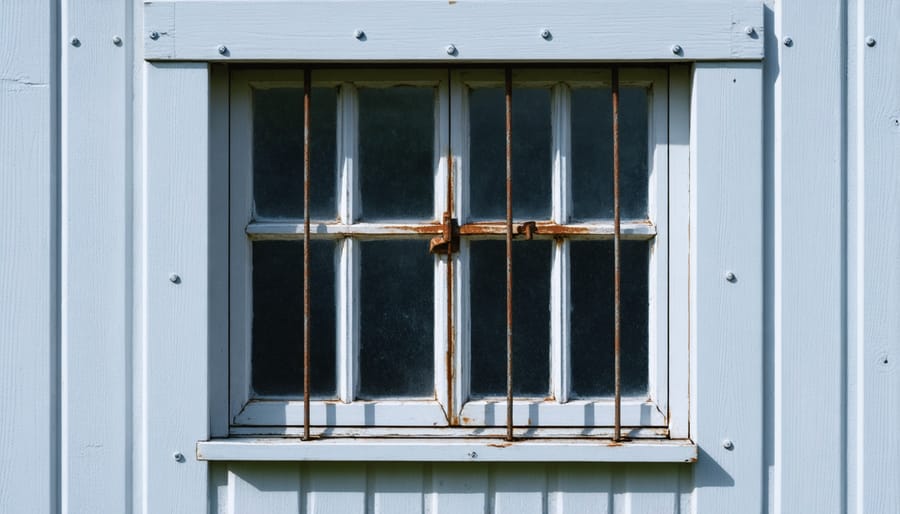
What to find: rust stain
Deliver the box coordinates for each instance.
[461,416,473,425]
[459,221,591,236]
[487,442,513,448]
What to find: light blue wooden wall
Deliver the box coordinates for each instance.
[1,0,898,513]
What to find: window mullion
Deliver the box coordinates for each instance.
[550,82,572,404]
[337,83,359,403]
[338,83,358,223]
[450,73,469,420]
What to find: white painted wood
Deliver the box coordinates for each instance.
[230,426,668,439]
[338,83,359,223]
[305,463,366,514]
[851,1,900,512]
[690,63,764,512]
[60,1,131,512]
[492,464,546,514]
[430,464,488,514]
[210,462,229,514]
[247,220,658,238]
[141,62,209,513]
[0,2,57,513]
[369,463,425,514]
[198,438,696,463]
[548,464,612,514]
[143,0,763,62]
[234,399,448,427]
[459,399,665,427]
[772,0,846,511]
[549,84,571,404]
[337,237,360,402]
[229,463,302,514]
[621,464,680,514]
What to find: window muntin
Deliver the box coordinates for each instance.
[229,67,677,437]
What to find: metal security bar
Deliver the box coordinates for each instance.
[303,67,312,441]
[504,66,515,442]
[612,66,623,442]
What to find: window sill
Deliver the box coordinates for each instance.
[196,437,697,463]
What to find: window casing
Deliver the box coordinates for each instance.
[228,67,687,438]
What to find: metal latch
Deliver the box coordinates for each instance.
[429,212,460,254]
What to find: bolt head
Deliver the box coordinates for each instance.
[173,452,185,462]
[725,271,736,283]
[217,45,228,55]
[783,36,793,47]
[671,44,682,55]
[354,29,365,40]
[540,28,551,40]
[112,35,122,46]
[744,26,755,36]
[445,44,457,56]
[865,36,876,47]
[723,439,734,450]
[70,37,80,47]
[169,273,181,284]
[149,31,160,41]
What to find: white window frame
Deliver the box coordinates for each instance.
[140,0,764,464]
[228,67,686,438]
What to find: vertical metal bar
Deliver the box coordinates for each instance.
[612,66,622,442]
[505,67,514,441]
[303,67,312,441]
[446,69,455,424]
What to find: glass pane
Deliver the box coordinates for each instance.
[359,240,434,398]
[569,240,649,397]
[469,240,551,397]
[469,87,552,220]
[253,87,337,219]
[359,87,435,220]
[571,87,649,220]
[251,240,337,397]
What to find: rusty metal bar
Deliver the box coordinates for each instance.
[446,69,456,425]
[303,67,312,441]
[505,66,514,442]
[612,66,622,442]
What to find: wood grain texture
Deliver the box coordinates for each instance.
[0,2,57,513]
[60,1,131,512]
[143,0,763,62]
[851,1,900,512]
[690,63,764,512]
[771,0,846,512]
[140,62,209,513]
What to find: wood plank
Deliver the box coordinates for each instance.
[370,463,424,514]
[141,62,209,513]
[547,463,612,514]
[852,1,900,512]
[229,463,302,514]
[144,0,763,62]
[305,463,366,514]
[59,1,131,512]
[430,463,488,514]
[690,63,764,511]
[772,0,845,511]
[0,2,57,513]
[620,464,680,514]
[491,463,547,514]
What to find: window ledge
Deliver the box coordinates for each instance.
[196,438,697,463]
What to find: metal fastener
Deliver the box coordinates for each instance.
[169,273,181,284]
[723,439,734,450]
[540,28,551,40]
[671,44,682,55]
[445,44,457,55]
[468,451,478,459]
[149,31,160,41]
[354,29,365,40]
[217,45,228,55]
[865,36,876,47]
[70,37,80,47]
[112,35,122,46]
[783,36,793,47]
[173,452,185,462]
[725,271,736,283]
[744,26,755,36]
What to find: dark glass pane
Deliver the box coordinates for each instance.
[469,88,552,220]
[359,87,435,220]
[359,240,434,398]
[469,240,551,397]
[251,240,337,397]
[253,87,337,219]
[571,87,648,220]
[570,240,649,397]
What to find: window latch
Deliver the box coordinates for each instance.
[517,221,537,240]
[429,212,460,255]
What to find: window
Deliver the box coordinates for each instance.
[228,67,688,439]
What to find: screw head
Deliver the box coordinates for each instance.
[725,271,736,283]
[671,44,682,55]
[723,439,734,450]
[354,29,365,40]
[744,26,755,36]
[149,31,160,41]
[169,273,181,284]
[173,452,185,462]
[865,36,876,47]
[112,35,122,46]
[540,28,551,40]
[783,36,793,47]
[70,37,81,47]
[445,44,457,56]
[217,45,228,55]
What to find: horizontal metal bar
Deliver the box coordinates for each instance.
[145,1,763,62]
[246,220,657,239]
[197,437,698,463]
